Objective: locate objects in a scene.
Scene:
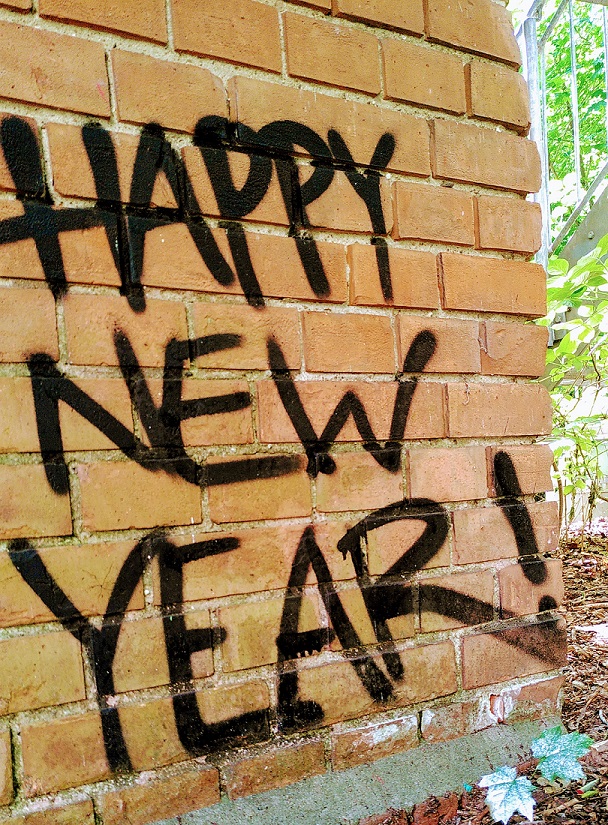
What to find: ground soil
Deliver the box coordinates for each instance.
[360,525,608,825]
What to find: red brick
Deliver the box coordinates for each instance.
[0,22,109,116]
[257,379,445,444]
[393,182,474,245]
[481,321,548,376]
[225,741,325,799]
[6,802,96,825]
[39,0,167,41]
[112,51,226,133]
[230,76,431,176]
[59,226,122,287]
[384,41,465,113]
[21,713,110,796]
[398,316,480,374]
[440,253,546,317]
[420,569,495,631]
[173,0,281,72]
[302,168,392,234]
[303,312,395,373]
[489,676,564,724]
[453,501,559,565]
[426,0,521,66]
[420,700,481,743]
[349,245,439,309]
[499,559,563,618]
[0,287,58,362]
[433,120,540,193]
[467,61,530,132]
[0,202,46,283]
[63,293,187,367]
[98,765,220,825]
[331,714,418,770]
[0,730,12,806]
[316,451,403,512]
[446,384,552,437]
[328,584,409,649]
[461,617,567,689]
[408,446,488,502]
[0,464,72,539]
[488,444,554,496]
[0,115,40,194]
[476,197,542,254]
[207,455,311,523]
[0,377,39,453]
[284,13,380,95]
[332,0,424,33]
[192,303,301,370]
[366,514,451,574]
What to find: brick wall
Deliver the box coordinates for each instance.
[0,0,566,822]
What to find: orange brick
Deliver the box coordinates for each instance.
[0,541,144,628]
[499,558,563,618]
[0,464,72,539]
[289,0,330,8]
[408,446,488,502]
[481,321,548,376]
[0,202,47,283]
[0,377,39,453]
[398,316,480,373]
[63,293,187,367]
[332,0,424,33]
[393,182,474,245]
[0,22,109,116]
[6,801,96,825]
[488,444,554,496]
[331,714,418,770]
[284,13,380,95]
[302,168,393,234]
[192,303,301,371]
[0,730,12,805]
[330,583,415,648]
[366,515,451,575]
[78,461,201,532]
[112,50,227,133]
[467,61,530,132]
[447,384,552,437]
[426,0,521,66]
[173,0,281,72]
[303,312,395,373]
[0,631,84,715]
[452,500,559,565]
[461,617,567,689]
[476,196,542,254]
[59,226,122,287]
[489,676,564,724]
[225,741,325,799]
[433,120,540,193]
[316,451,403,512]
[0,0,31,9]
[349,245,439,309]
[0,115,40,194]
[440,253,546,317]
[230,76,431,176]
[0,287,58,362]
[207,455,311,523]
[420,569,494,631]
[98,765,220,825]
[420,700,481,743]
[383,41,465,113]
[39,0,167,41]
[21,713,110,796]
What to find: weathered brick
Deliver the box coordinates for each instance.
[426,0,521,66]
[348,245,439,309]
[489,676,564,724]
[467,61,530,132]
[39,0,167,42]
[446,383,552,437]
[112,51,227,133]
[331,714,418,770]
[383,41,466,113]
[420,569,494,632]
[303,311,395,373]
[284,13,381,96]
[0,21,109,116]
[441,253,546,317]
[433,120,540,193]
[0,114,40,194]
[98,765,220,825]
[481,321,548,376]
[225,741,326,799]
[461,617,567,689]
[366,515,451,575]
[0,730,12,806]
[499,558,564,618]
[332,0,424,34]
[398,316,480,373]
[316,451,403,512]
[0,464,72,539]
[393,182,474,245]
[488,444,554,496]
[0,0,32,9]
[21,713,110,796]
[476,196,542,254]
[408,446,488,502]
[302,168,392,234]
[421,700,481,743]
[230,77,431,176]
[6,801,96,825]
[0,287,58,362]
[173,0,281,72]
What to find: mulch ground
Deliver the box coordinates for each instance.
[360,524,608,825]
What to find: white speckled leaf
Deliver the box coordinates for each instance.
[532,725,593,782]
[479,765,536,825]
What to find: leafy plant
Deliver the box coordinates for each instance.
[478,766,536,824]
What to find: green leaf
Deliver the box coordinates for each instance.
[478,766,535,825]
[531,726,593,782]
